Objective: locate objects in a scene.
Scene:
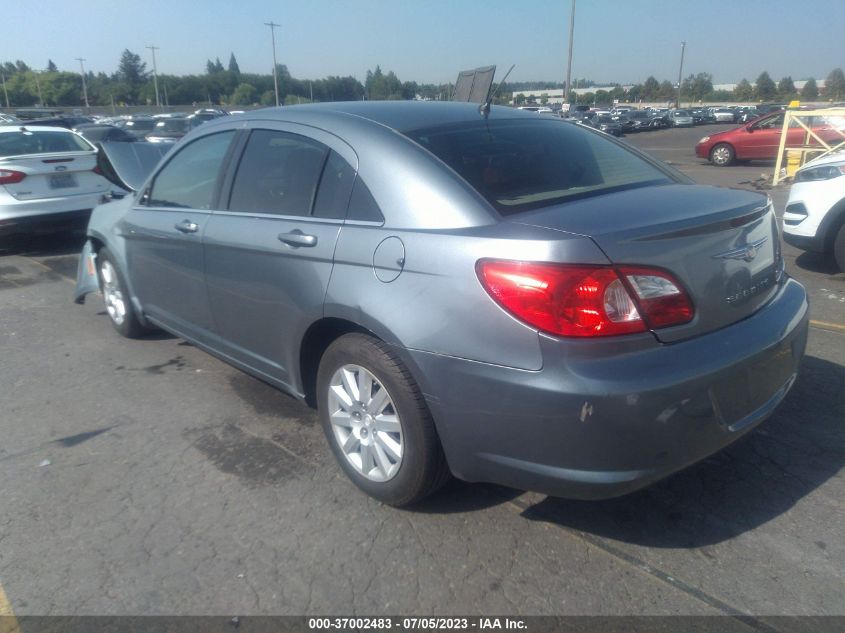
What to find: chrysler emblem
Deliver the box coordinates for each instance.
[713,237,768,263]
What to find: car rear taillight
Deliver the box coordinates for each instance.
[92,165,103,175]
[0,169,26,185]
[476,260,694,338]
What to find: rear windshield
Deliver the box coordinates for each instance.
[0,130,92,157]
[404,119,672,214]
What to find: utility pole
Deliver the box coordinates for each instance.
[146,45,161,109]
[564,0,576,108]
[675,41,686,108]
[75,57,89,110]
[265,21,281,106]
[33,70,43,106]
[1,73,9,108]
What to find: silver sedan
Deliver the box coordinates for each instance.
[75,102,807,506]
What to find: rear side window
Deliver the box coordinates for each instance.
[405,119,671,215]
[0,131,92,157]
[147,131,234,209]
[228,129,328,217]
[312,150,355,219]
[347,179,384,223]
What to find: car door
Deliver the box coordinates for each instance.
[123,130,236,340]
[202,124,356,389]
[741,113,806,160]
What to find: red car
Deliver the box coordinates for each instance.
[695,111,843,166]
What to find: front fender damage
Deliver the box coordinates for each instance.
[73,240,99,304]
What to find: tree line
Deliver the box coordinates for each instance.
[516,69,845,105]
[0,51,456,108]
[2,51,844,108]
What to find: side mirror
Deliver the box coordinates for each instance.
[746,124,754,133]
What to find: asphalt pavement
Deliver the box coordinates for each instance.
[0,125,843,623]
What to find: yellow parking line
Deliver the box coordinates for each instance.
[810,319,845,333]
[0,582,21,633]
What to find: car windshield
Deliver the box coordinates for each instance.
[404,119,672,215]
[125,119,155,131]
[153,119,190,133]
[0,130,92,157]
[674,110,690,116]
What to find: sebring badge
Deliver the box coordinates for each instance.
[712,237,768,263]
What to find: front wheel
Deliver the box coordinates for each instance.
[710,143,735,166]
[97,248,150,338]
[317,333,450,506]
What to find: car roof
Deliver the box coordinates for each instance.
[236,101,539,134]
[0,125,81,134]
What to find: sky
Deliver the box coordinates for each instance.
[3,0,843,86]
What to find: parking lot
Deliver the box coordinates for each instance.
[0,123,843,622]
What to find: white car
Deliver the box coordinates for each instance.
[713,108,737,123]
[0,125,111,237]
[782,151,845,271]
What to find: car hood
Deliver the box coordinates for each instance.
[800,150,845,170]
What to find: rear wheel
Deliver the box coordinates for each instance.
[834,223,845,273]
[97,248,149,338]
[317,333,450,506]
[710,143,735,166]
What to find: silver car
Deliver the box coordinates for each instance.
[668,109,695,127]
[75,102,808,506]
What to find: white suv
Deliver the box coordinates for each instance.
[782,152,845,271]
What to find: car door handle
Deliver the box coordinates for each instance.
[278,230,317,247]
[175,220,199,234]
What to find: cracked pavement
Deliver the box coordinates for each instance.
[0,127,843,617]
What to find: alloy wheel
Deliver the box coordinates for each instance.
[327,364,403,482]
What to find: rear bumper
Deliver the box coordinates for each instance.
[0,190,103,236]
[408,277,808,499]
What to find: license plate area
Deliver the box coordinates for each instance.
[49,173,78,189]
[711,338,796,427]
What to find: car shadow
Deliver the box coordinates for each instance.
[510,354,844,547]
[0,229,87,257]
[795,250,840,275]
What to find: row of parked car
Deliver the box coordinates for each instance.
[525,103,789,137]
[0,108,231,145]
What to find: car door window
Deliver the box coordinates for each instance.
[146,131,234,209]
[228,129,328,216]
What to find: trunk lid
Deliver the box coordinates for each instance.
[510,184,781,342]
[1,151,107,201]
[95,141,171,192]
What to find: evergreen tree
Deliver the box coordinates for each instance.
[825,68,845,100]
[754,71,777,101]
[800,78,819,100]
[46,59,57,72]
[228,53,240,75]
[777,76,796,99]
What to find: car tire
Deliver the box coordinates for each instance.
[97,247,149,338]
[317,333,450,506]
[834,223,845,273]
[710,143,735,167]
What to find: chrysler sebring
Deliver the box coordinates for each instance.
[75,102,808,506]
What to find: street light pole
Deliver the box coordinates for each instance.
[75,57,89,110]
[33,70,43,106]
[265,21,281,106]
[146,45,161,109]
[675,41,686,108]
[564,0,576,108]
